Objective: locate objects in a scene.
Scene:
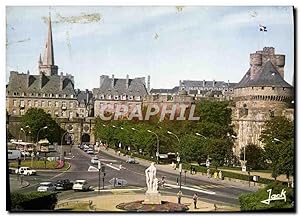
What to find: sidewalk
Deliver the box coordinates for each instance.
[58,193,239,212]
[220,168,290,182]
[100,147,259,190]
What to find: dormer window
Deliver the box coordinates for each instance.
[70,94,73,98]
[42,93,46,97]
[128,96,133,100]
[114,95,119,100]
[56,94,59,98]
[100,95,105,99]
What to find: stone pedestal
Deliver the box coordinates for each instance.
[142,192,162,205]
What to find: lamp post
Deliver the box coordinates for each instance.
[147,130,159,164]
[36,126,48,143]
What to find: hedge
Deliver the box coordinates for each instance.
[9,192,57,211]
[239,181,294,211]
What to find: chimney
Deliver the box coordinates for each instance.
[203,80,205,87]
[213,80,215,87]
[111,74,115,88]
[147,75,150,92]
[126,74,129,89]
[60,72,64,90]
[86,89,89,105]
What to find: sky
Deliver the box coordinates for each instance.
[6,6,294,90]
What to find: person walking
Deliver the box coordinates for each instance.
[193,193,198,209]
[177,191,183,204]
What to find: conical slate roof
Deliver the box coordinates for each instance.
[235,61,292,88]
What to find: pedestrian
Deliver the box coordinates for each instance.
[176,177,179,185]
[193,193,198,209]
[177,191,182,204]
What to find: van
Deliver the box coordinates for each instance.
[8,150,21,160]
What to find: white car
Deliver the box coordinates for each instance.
[87,149,94,154]
[15,167,36,176]
[73,180,90,191]
[91,156,99,164]
[21,151,30,157]
[37,182,56,192]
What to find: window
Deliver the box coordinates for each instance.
[56,94,59,98]
[135,96,141,100]
[100,95,105,99]
[13,100,17,107]
[20,109,25,116]
[63,94,66,98]
[55,101,59,107]
[261,87,264,90]
[13,92,17,96]
[21,92,25,97]
[28,100,32,107]
[70,94,74,98]
[12,109,16,115]
[42,93,46,97]
[55,111,59,117]
[62,101,66,107]
[20,100,24,107]
[128,96,133,100]
[114,95,119,100]
[70,102,73,108]
[69,111,73,119]
[41,101,45,107]
[62,111,66,117]
[48,101,52,107]
[34,100,39,107]
[49,93,53,97]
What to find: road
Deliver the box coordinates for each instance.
[10,147,256,206]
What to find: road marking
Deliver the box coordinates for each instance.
[164,183,216,195]
[103,163,121,171]
[99,159,118,163]
[93,188,144,192]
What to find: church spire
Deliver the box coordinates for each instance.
[43,13,54,65]
[39,12,58,76]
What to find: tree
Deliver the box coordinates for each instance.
[239,181,294,211]
[21,108,65,144]
[260,116,294,180]
[240,144,267,170]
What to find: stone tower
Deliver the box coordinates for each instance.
[232,47,294,158]
[38,14,58,76]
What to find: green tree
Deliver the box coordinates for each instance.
[260,116,294,180]
[21,108,65,144]
[240,144,267,170]
[239,181,294,211]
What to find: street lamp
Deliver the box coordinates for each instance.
[36,126,48,143]
[147,130,159,164]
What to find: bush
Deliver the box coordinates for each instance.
[239,181,294,211]
[10,192,57,211]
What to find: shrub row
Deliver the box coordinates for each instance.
[9,192,57,211]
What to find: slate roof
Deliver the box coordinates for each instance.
[235,61,292,88]
[150,86,179,94]
[181,80,236,89]
[6,72,76,95]
[93,77,148,97]
[76,89,94,105]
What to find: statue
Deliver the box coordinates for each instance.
[143,162,161,204]
[145,162,158,193]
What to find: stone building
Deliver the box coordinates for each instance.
[93,74,149,117]
[6,15,95,145]
[232,47,294,157]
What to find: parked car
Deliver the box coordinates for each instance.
[87,148,94,155]
[37,182,56,192]
[91,156,99,164]
[47,156,60,162]
[126,157,136,164]
[55,179,73,190]
[73,180,90,191]
[21,151,30,157]
[15,167,36,176]
[83,146,89,152]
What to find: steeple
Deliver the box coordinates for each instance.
[43,13,54,65]
[39,12,58,76]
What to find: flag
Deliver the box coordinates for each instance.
[259,24,267,32]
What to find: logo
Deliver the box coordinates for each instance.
[261,189,286,205]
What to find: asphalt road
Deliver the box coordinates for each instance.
[10,147,256,206]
